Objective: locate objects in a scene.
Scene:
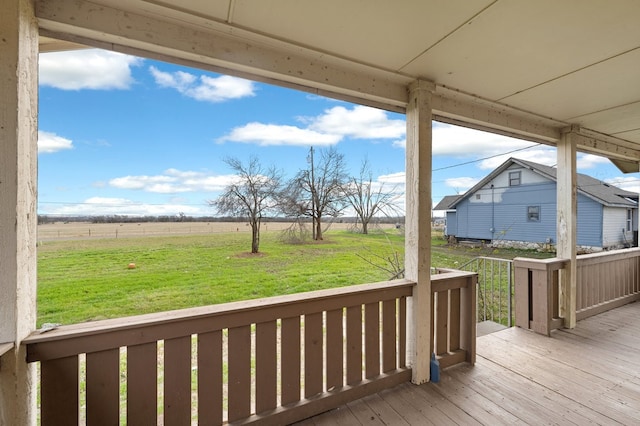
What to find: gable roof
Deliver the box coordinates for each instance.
[449,158,638,209]
[433,195,462,211]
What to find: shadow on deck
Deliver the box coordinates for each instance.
[300,302,640,425]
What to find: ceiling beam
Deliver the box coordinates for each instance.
[567,125,640,163]
[431,86,564,145]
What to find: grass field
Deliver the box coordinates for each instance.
[37,222,549,327]
[37,224,417,327]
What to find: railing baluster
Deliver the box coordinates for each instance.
[507,261,513,327]
[382,299,396,373]
[449,288,461,352]
[304,313,323,397]
[364,302,380,379]
[41,356,79,425]
[281,316,301,405]
[399,297,407,369]
[127,342,157,425]
[164,336,192,425]
[483,259,487,321]
[256,320,277,413]
[228,325,251,422]
[197,330,222,424]
[325,308,343,390]
[435,291,448,355]
[346,305,362,385]
[86,348,120,425]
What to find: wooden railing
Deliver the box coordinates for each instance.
[513,257,567,336]
[25,280,413,425]
[23,273,477,425]
[432,270,477,369]
[575,248,640,320]
[514,248,640,335]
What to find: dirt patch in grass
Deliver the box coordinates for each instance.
[233,252,267,258]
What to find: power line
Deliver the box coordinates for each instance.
[433,143,543,172]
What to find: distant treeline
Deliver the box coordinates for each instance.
[38,215,406,225]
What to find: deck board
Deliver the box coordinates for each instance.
[299,302,640,425]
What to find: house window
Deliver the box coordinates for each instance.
[509,171,521,186]
[527,206,540,222]
[627,209,633,232]
[475,194,481,200]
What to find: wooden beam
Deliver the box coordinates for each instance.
[571,126,640,162]
[405,80,434,384]
[432,87,563,144]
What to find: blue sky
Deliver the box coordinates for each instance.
[37,49,639,218]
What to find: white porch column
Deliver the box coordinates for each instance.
[556,129,577,329]
[0,0,39,424]
[405,80,434,384]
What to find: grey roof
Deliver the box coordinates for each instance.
[449,158,638,209]
[434,195,462,210]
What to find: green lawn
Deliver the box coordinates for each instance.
[37,229,412,326]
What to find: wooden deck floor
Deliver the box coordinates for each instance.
[298,302,640,425]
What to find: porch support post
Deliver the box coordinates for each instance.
[405,80,434,384]
[0,0,39,424]
[556,129,577,329]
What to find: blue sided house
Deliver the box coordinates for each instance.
[436,158,639,252]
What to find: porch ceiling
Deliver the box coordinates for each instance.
[36,0,640,170]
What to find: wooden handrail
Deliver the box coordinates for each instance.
[25,279,413,362]
[0,342,13,357]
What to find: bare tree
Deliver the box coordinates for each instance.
[343,159,402,234]
[210,157,282,253]
[281,147,348,240]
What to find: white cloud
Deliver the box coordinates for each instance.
[378,172,406,184]
[445,177,480,191]
[44,197,203,217]
[605,176,640,194]
[393,123,544,160]
[433,124,538,158]
[39,49,141,90]
[220,105,403,147]
[306,105,405,139]
[109,169,236,193]
[149,67,255,102]
[392,139,406,149]
[218,122,340,146]
[577,153,611,169]
[38,131,73,153]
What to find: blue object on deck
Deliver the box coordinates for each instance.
[430,353,440,383]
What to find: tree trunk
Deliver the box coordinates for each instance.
[251,221,260,253]
[362,220,369,235]
[315,216,323,240]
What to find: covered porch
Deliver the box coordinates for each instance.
[3,1,640,424]
[304,301,640,425]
